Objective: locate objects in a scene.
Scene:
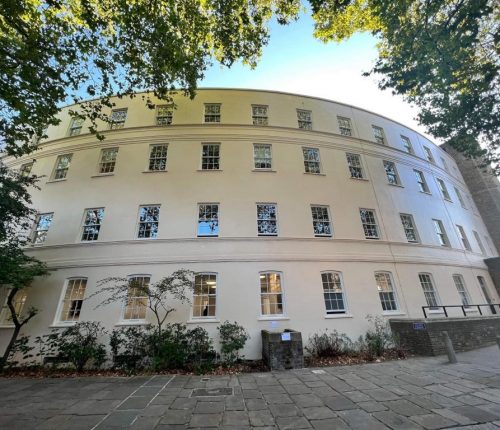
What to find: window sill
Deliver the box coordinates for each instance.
[324,314,353,319]
[50,322,77,328]
[388,183,404,188]
[303,172,325,176]
[115,321,149,327]
[187,319,220,324]
[197,235,219,238]
[365,237,381,240]
[443,198,453,203]
[135,237,158,241]
[350,177,369,182]
[427,309,445,315]
[314,235,333,239]
[46,179,67,184]
[91,173,114,178]
[196,169,223,172]
[252,169,276,173]
[382,311,406,316]
[419,191,432,195]
[143,170,168,174]
[0,324,15,329]
[258,316,289,321]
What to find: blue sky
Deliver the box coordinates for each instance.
[201,12,434,141]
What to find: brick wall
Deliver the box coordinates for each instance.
[389,316,500,356]
[485,258,500,296]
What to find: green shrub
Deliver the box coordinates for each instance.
[359,315,395,360]
[218,321,250,365]
[51,321,107,371]
[306,329,354,358]
[109,326,150,371]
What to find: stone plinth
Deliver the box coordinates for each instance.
[261,329,304,370]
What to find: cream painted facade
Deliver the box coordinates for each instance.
[1,88,498,359]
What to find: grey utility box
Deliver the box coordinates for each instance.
[261,329,304,370]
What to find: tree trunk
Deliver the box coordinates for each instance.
[0,325,21,371]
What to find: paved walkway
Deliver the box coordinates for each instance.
[1,346,500,429]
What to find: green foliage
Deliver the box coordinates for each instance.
[5,336,36,368]
[109,326,151,372]
[311,0,499,172]
[358,314,394,360]
[50,322,107,371]
[152,323,216,372]
[306,329,354,358]
[0,0,301,157]
[218,320,250,365]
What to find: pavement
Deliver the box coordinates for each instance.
[1,346,500,429]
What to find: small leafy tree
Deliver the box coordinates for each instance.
[359,314,395,360]
[92,269,195,338]
[218,321,250,365]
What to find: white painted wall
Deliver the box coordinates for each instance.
[1,89,497,360]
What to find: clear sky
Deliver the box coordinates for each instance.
[200,11,436,142]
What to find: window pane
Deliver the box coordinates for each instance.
[419,274,439,308]
[375,272,397,311]
[321,272,346,314]
[61,278,87,321]
[337,116,352,136]
[198,204,219,236]
[346,153,364,179]
[201,144,220,170]
[383,161,399,185]
[297,109,312,130]
[303,148,321,173]
[110,109,127,129]
[99,148,118,173]
[124,276,149,320]
[138,206,160,238]
[311,206,332,236]
[252,105,268,125]
[149,144,168,171]
[33,213,53,244]
[254,144,272,169]
[360,209,379,239]
[193,274,217,317]
[156,105,173,126]
[204,104,221,123]
[81,208,104,241]
[260,273,283,315]
[257,204,278,236]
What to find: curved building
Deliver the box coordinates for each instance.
[1,88,498,358]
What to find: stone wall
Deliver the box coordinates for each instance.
[261,329,304,370]
[389,316,500,356]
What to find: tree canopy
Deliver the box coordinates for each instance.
[311,0,499,172]
[1,0,498,171]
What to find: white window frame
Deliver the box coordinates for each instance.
[337,116,352,136]
[68,117,84,136]
[204,104,221,123]
[383,160,401,185]
[441,157,449,172]
[359,208,380,239]
[156,105,173,126]
[372,125,386,145]
[121,275,150,322]
[311,205,333,237]
[257,203,278,236]
[432,219,450,247]
[252,105,269,126]
[148,144,168,171]
[414,169,430,193]
[375,271,399,312]
[452,274,472,308]
[55,278,88,325]
[253,144,272,170]
[473,230,486,255]
[109,108,127,129]
[32,212,54,244]
[20,162,34,178]
[297,109,312,130]
[346,153,365,179]
[454,187,467,208]
[52,154,72,180]
[80,208,105,241]
[419,273,441,309]
[98,147,118,174]
[423,146,435,163]
[302,147,322,174]
[0,289,28,327]
[401,135,414,154]
[197,203,219,237]
[259,271,285,317]
[456,225,471,251]
[400,213,420,243]
[321,271,348,315]
[436,178,452,201]
[192,272,218,319]
[201,143,221,170]
[136,205,160,239]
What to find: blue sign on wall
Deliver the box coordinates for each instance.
[413,322,427,330]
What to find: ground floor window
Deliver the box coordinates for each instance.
[193,273,217,318]
[0,290,28,325]
[59,278,87,322]
[419,273,440,309]
[260,272,283,316]
[374,272,398,311]
[321,271,346,314]
[124,276,150,320]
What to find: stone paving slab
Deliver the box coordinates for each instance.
[1,346,500,429]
